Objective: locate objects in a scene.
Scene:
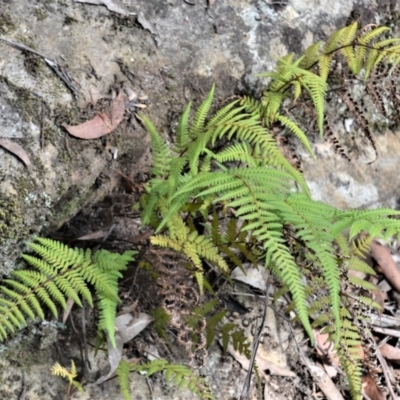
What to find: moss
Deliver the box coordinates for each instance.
[33,8,49,21]
[64,15,77,25]
[41,125,59,147]
[1,77,42,124]
[0,333,53,375]
[0,13,15,35]
[0,171,43,242]
[0,194,26,242]
[51,182,95,228]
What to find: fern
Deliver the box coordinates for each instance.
[135,359,215,399]
[139,22,400,400]
[0,237,135,348]
[51,360,84,394]
[116,359,132,400]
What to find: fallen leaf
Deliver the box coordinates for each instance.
[77,230,107,241]
[371,241,400,293]
[75,0,129,16]
[0,138,32,171]
[362,373,387,400]
[379,342,400,361]
[95,313,153,385]
[224,341,295,377]
[231,266,268,291]
[63,92,125,139]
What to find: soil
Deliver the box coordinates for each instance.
[1,1,400,399]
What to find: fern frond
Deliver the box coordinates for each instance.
[299,41,322,70]
[141,115,171,179]
[190,84,215,139]
[135,359,215,399]
[0,239,134,346]
[175,102,191,152]
[318,54,333,81]
[51,360,84,393]
[359,26,391,47]
[116,359,132,400]
[324,23,357,54]
[261,91,285,122]
[346,257,376,276]
[207,100,243,131]
[339,22,358,74]
[275,113,314,156]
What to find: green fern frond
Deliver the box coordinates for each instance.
[116,359,132,400]
[152,230,228,294]
[275,113,314,156]
[135,359,215,399]
[342,357,362,400]
[175,102,192,152]
[354,26,389,73]
[324,23,357,54]
[359,26,391,47]
[318,54,333,81]
[339,22,358,74]
[0,238,135,347]
[348,276,377,291]
[299,41,322,70]
[261,60,327,135]
[346,257,376,276]
[207,100,243,133]
[140,115,171,179]
[205,309,227,348]
[190,84,215,139]
[261,91,285,122]
[219,322,251,358]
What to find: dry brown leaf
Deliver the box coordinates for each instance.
[371,241,400,293]
[0,138,32,171]
[379,342,400,361]
[362,373,387,400]
[63,92,125,139]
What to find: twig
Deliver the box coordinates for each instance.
[40,101,46,149]
[272,307,345,400]
[239,274,270,400]
[376,346,397,399]
[372,325,400,338]
[18,373,26,400]
[0,38,78,97]
[81,301,91,374]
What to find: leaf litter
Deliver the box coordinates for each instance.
[0,138,32,171]
[63,92,125,139]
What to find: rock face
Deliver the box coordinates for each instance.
[0,0,399,270]
[1,0,400,398]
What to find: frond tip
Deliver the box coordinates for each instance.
[51,360,84,393]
